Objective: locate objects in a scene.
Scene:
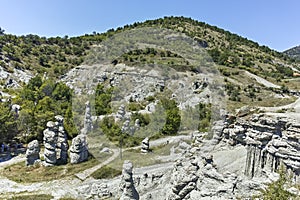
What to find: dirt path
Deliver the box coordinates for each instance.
[0,154,26,168]
[244,71,280,88]
[260,97,300,112]
[0,134,192,199]
[75,148,119,180]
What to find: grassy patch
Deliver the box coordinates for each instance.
[104,141,179,173]
[3,194,53,200]
[0,157,99,183]
[91,165,122,179]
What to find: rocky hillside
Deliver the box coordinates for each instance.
[284,45,300,60]
[0,17,299,115]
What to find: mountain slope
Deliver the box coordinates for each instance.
[0,16,299,110]
[284,45,300,60]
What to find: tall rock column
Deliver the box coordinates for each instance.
[82,101,93,135]
[120,160,139,200]
[43,121,57,166]
[55,115,68,165]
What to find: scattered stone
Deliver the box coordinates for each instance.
[100,147,111,153]
[134,119,140,130]
[69,134,89,164]
[25,140,40,166]
[120,160,139,200]
[141,137,150,153]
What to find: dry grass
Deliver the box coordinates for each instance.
[0,157,99,183]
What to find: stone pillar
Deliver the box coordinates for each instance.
[55,115,68,165]
[43,121,57,166]
[83,101,93,135]
[25,140,40,166]
[120,160,139,200]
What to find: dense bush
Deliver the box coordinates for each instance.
[160,98,181,135]
[14,76,76,142]
[198,103,212,132]
[95,83,113,115]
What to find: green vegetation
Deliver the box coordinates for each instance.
[15,76,76,142]
[99,116,141,147]
[0,101,18,144]
[0,75,77,144]
[5,194,53,200]
[160,98,181,135]
[116,48,194,72]
[91,165,122,179]
[0,15,299,147]
[198,103,212,132]
[95,83,113,115]
[0,158,99,183]
[257,167,295,200]
[0,34,88,77]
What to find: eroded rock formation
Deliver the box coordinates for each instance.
[43,115,68,166]
[82,101,93,135]
[69,134,89,164]
[141,137,150,153]
[222,113,300,182]
[25,140,40,166]
[120,160,139,200]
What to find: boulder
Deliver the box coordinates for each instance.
[141,137,150,153]
[25,140,40,166]
[69,134,89,164]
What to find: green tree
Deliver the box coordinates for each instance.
[0,102,17,143]
[160,98,181,135]
[259,167,295,200]
[0,27,4,35]
[95,83,113,115]
[198,103,212,132]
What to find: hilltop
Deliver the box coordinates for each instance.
[0,16,299,109]
[1,16,300,199]
[284,45,300,60]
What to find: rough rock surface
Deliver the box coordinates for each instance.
[82,101,93,134]
[55,115,68,165]
[222,113,300,182]
[120,160,139,200]
[141,137,150,153]
[43,121,58,166]
[25,140,40,166]
[43,115,68,166]
[116,104,126,122]
[69,134,89,164]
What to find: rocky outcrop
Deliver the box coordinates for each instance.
[167,146,241,200]
[120,160,139,200]
[141,137,150,153]
[222,114,300,182]
[43,115,68,166]
[69,134,89,164]
[25,140,40,166]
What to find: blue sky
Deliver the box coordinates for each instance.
[1,0,299,51]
